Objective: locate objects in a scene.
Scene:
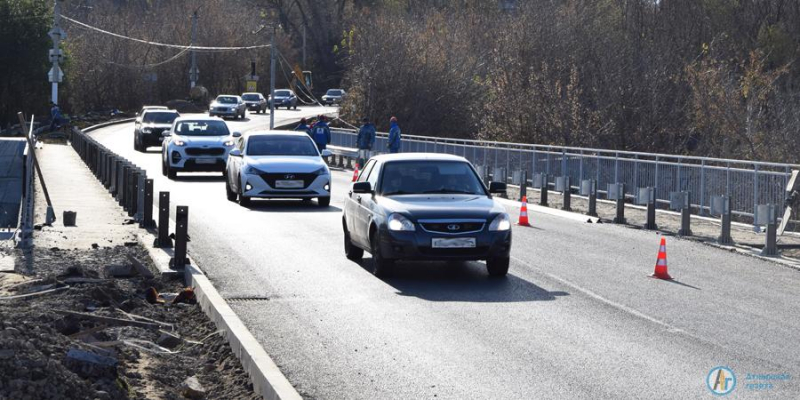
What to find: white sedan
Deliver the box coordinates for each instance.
[225,130,333,207]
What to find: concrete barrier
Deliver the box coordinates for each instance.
[0,139,27,228]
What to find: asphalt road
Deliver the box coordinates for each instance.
[89,108,800,399]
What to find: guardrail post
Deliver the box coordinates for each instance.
[519,170,527,201]
[612,183,626,224]
[171,205,189,269]
[126,167,136,216]
[135,170,146,223]
[337,154,345,168]
[762,221,778,257]
[753,164,760,232]
[118,163,128,206]
[678,192,692,236]
[157,192,172,248]
[536,173,549,206]
[644,187,657,230]
[582,179,598,217]
[717,196,733,245]
[140,179,155,228]
[560,176,571,211]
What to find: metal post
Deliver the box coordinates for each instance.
[762,222,778,257]
[118,164,128,206]
[678,192,692,236]
[135,171,145,223]
[141,179,155,228]
[587,180,597,217]
[561,176,571,211]
[157,192,172,248]
[700,160,706,215]
[302,24,306,68]
[613,183,626,224]
[269,25,276,130]
[519,170,527,201]
[540,173,548,207]
[189,11,198,89]
[171,206,189,269]
[645,188,657,230]
[719,196,733,245]
[753,164,759,232]
[49,0,65,104]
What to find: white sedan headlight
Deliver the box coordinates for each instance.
[223,140,235,146]
[489,213,511,231]
[387,214,415,232]
[173,139,186,147]
[244,166,266,175]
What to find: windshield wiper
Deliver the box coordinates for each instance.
[421,189,478,195]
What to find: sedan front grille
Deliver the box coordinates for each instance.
[419,222,485,235]
[185,147,225,156]
[260,173,317,189]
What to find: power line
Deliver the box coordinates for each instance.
[62,15,271,52]
[106,47,192,69]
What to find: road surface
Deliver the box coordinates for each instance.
[88,108,800,399]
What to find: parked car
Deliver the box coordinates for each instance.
[225,130,332,207]
[161,116,239,179]
[321,89,346,106]
[342,153,512,277]
[209,95,246,119]
[268,89,297,110]
[134,109,180,152]
[241,92,267,114]
[135,105,168,124]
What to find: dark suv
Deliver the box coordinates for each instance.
[342,153,512,277]
[134,109,180,151]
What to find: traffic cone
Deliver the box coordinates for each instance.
[651,237,673,280]
[352,163,359,182]
[517,196,531,226]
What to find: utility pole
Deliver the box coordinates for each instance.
[302,24,306,69]
[269,24,276,129]
[48,0,66,105]
[189,11,198,89]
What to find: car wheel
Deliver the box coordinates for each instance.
[225,178,237,202]
[133,135,141,152]
[486,257,510,277]
[343,222,363,261]
[318,196,331,207]
[238,178,251,207]
[370,230,394,277]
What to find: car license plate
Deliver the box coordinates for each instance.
[432,238,476,248]
[275,180,304,189]
[195,158,216,164]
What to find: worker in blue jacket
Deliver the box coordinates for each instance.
[356,117,376,166]
[312,115,331,151]
[295,118,311,136]
[387,116,401,153]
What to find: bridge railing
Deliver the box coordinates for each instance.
[329,128,798,223]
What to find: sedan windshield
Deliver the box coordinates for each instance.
[142,111,178,124]
[274,90,292,97]
[216,96,238,104]
[380,161,486,196]
[326,90,342,96]
[247,135,319,156]
[173,120,230,136]
[242,94,260,101]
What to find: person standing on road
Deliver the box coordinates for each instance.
[356,117,376,166]
[295,118,311,136]
[49,102,62,131]
[312,115,331,151]
[387,116,401,153]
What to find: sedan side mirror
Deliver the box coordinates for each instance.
[489,181,507,194]
[161,130,172,137]
[232,131,242,138]
[352,181,372,193]
[320,149,332,157]
[229,149,242,157]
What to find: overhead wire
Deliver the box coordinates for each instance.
[62,15,271,52]
[275,50,321,105]
[106,46,192,69]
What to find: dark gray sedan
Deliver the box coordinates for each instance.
[342,153,512,277]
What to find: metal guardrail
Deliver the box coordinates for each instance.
[329,127,798,224]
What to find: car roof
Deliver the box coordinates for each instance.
[245,130,311,138]
[173,116,225,123]
[142,109,178,114]
[216,94,241,98]
[141,105,167,109]
[242,92,262,96]
[371,153,468,163]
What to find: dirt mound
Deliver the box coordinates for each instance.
[0,246,259,400]
[165,100,207,114]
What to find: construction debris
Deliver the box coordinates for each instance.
[181,376,207,399]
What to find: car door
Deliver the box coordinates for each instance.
[353,160,381,247]
[347,159,375,245]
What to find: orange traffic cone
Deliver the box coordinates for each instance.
[517,196,531,226]
[352,163,360,182]
[651,237,673,280]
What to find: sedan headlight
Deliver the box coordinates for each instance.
[223,140,235,146]
[173,139,186,147]
[387,214,415,232]
[245,166,266,175]
[489,213,511,231]
[311,167,329,176]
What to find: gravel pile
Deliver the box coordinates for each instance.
[0,245,259,400]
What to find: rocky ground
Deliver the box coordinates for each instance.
[0,245,259,400]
